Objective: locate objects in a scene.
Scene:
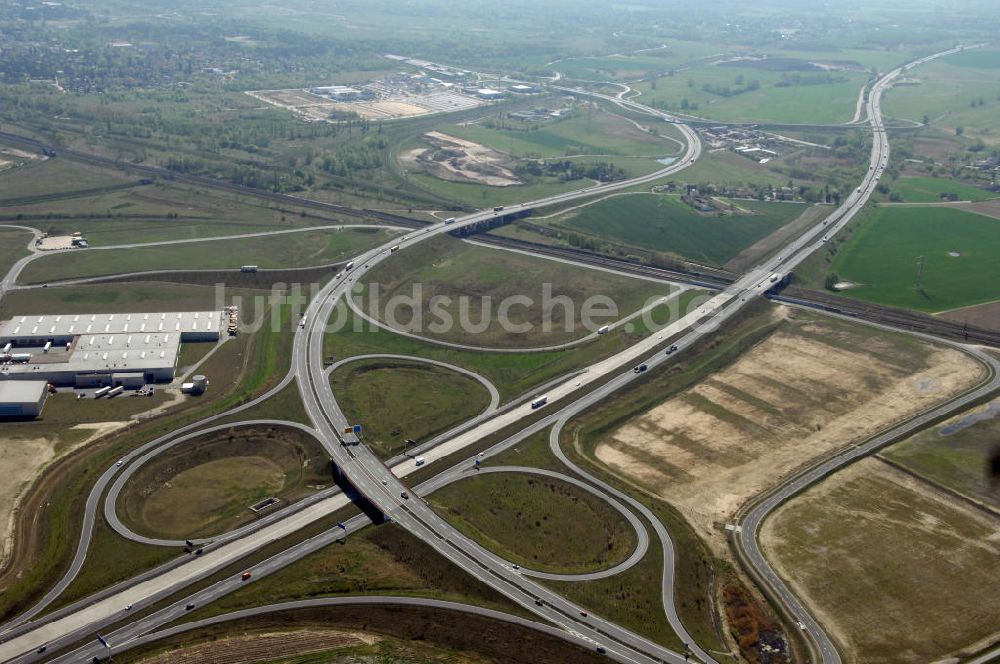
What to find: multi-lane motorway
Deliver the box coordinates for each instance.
[0,44,988,664]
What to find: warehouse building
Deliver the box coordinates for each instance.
[0,381,49,418]
[0,311,222,387]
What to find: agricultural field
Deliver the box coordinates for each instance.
[357,235,672,347]
[118,425,330,540]
[429,472,637,574]
[881,396,1000,510]
[881,175,995,203]
[445,109,685,159]
[762,458,1000,663]
[550,193,808,265]
[589,307,983,555]
[18,227,398,284]
[884,47,1000,144]
[829,206,1000,312]
[630,63,870,124]
[330,358,492,458]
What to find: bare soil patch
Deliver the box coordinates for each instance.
[401,131,521,186]
[761,458,1000,663]
[139,629,375,664]
[595,311,984,555]
[938,299,1000,331]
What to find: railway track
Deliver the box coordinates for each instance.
[4,128,996,351]
[470,234,1000,349]
[0,130,429,230]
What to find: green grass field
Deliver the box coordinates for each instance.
[0,281,266,318]
[0,155,134,203]
[677,150,804,188]
[0,227,31,277]
[884,176,994,203]
[884,48,1000,144]
[554,193,807,265]
[830,206,1000,312]
[19,227,396,284]
[203,522,520,617]
[429,472,637,574]
[120,426,330,539]
[327,290,708,402]
[359,235,670,346]
[882,397,1000,510]
[446,109,682,159]
[330,358,491,458]
[631,65,869,124]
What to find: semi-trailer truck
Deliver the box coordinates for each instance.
[344,261,355,271]
[531,395,548,409]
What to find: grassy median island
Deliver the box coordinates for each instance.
[428,472,638,575]
[18,226,399,284]
[327,289,708,402]
[119,424,330,540]
[358,235,671,348]
[199,523,527,620]
[829,205,1000,312]
[550,194,809,265]
[331,358,491,458]
[881,396,1000,510]
[761,457,1000,663]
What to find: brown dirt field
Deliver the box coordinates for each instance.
[938,299,1000,331]
[594,311,985,555]
[139,629,375,664]
[760,458,1000,663]
[957,198,1000,220]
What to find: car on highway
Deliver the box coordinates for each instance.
[633,364,647,373]
[596,646,607,654]
[185,603,195,611]
[116,459,124,466]
[535,599,544,606]
[241,571,252,580]
[400,491,409,499]
[580,610,588,617]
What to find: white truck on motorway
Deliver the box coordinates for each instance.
[444,217,457,225]
[597,324,610,335]
[414,456,425,466]
[769,273,781,283]
[240,265,258,273]
[530,396,548,409]
[344,261,355,271]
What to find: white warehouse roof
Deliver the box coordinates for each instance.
[0,380,48,403]
[0,311,220,341]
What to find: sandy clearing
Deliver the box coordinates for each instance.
[595,315,985,555]
[404,132,522,187]
[0,420,133,567]
[761,458,1000,663]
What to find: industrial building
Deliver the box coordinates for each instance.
[0,311,222,387]
[0,381,49,418]
[475,88,505,100]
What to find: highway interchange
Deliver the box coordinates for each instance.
[0,44,993,664]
